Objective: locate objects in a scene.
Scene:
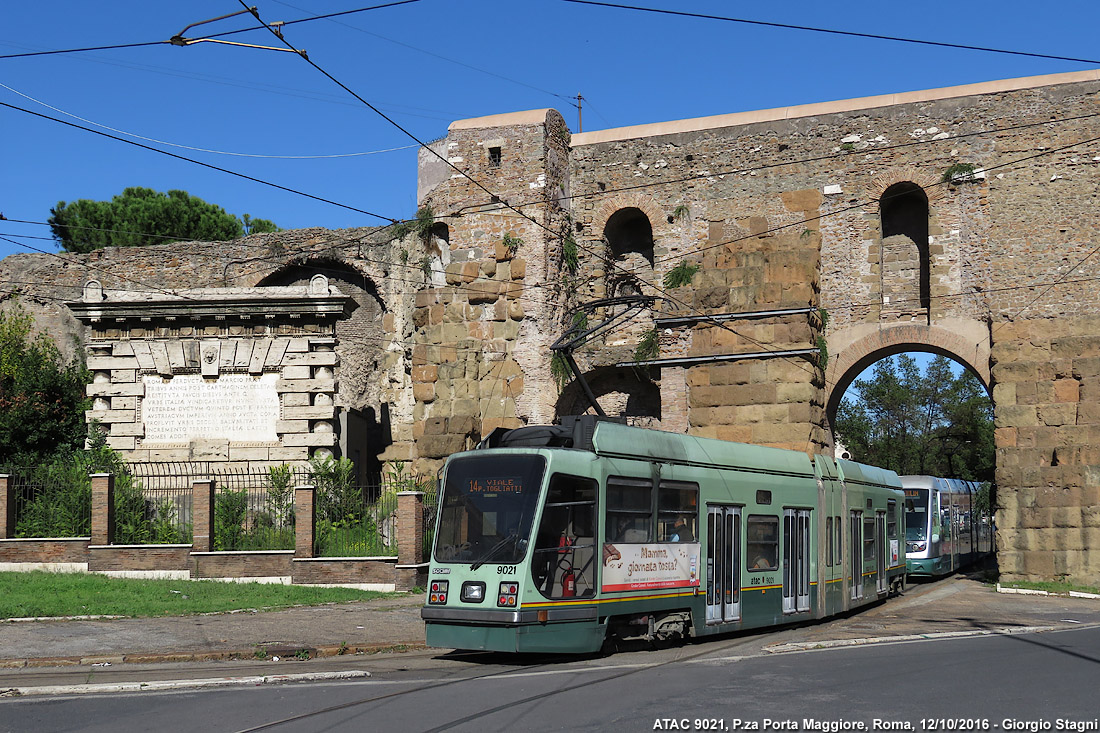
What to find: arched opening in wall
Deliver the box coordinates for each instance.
[880,182,930,315]
[258,260,389,487]
[556,368,661,427]
[604,208,654,299]
[829,349,993,486]
[424,222,449,285]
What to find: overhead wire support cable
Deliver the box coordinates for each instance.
[0,2,424,60]
[562,0,1100,66]
[0,100,397,224]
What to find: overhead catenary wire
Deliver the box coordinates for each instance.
[562,0,1100,67]
[0,100,397,224]
[0,81,417,159]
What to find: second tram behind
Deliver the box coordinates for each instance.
[421,417,906,654]
[902,475,994,577]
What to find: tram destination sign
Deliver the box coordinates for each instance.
[466,477,524,494]
[142,373,279,443]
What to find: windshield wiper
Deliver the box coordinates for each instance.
[470,533,520,571]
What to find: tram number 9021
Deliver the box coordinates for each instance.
[496,566,517,575]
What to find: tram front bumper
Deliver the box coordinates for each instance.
[422,606,604,653]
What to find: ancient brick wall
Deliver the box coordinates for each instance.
[0,227,427,471]
[410,109,571,471]
[4,70,1100,584]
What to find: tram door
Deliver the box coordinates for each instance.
[782,509,811,614]
[706,506,741,624]
[875,511,888,594]
[849,510,863,601]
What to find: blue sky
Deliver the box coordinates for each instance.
[3,0,1095,259]
[0,1,1089,404]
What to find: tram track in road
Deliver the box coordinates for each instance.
[230,631,770,733]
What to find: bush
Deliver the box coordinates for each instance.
[214,488,248,551]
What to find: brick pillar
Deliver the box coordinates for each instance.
[294,485,315,558]
[397,491,425,566]
[0,474,13,539]
[90,473,115,546]
[192,480,215,553]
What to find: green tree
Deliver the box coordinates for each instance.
[0,304,88,465]
[834,354,994,483]
[48,187,279,252]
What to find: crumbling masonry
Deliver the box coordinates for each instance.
[3,69,1100,584]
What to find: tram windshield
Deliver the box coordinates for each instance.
[904,489,930,541]
[433,454,546,565]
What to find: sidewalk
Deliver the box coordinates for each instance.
[1,573,1098,669]
[0,594,428,667]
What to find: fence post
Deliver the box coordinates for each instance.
[90,473,115,545]
[294,485,315,559]
[0,474,12,539]
[192,480,216,553]
[396,491,425,566]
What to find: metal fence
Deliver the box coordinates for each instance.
[211,466,303,551]
[4,465,92,538]
[5,459,436,555]
[119,464,196,544]
[315,486,398,557]
[421,482,439,560]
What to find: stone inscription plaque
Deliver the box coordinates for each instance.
[142,374,279,443]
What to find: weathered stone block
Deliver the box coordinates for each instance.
[419,434,466,459]
[413,382,436,402]
[995,405,1038,428]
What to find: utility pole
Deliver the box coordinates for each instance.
[576,94,584,133]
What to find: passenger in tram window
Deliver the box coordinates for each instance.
[671,516,695,542]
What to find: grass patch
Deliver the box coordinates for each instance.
[0,571,396,619]
[999,579,1100,596]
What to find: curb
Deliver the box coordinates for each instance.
[0,670,372,697]
[0,641,427,669]
[996,583,1100,599]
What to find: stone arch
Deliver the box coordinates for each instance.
[824,320,991,428]
[555,367,661,426]
[258,258,390,486]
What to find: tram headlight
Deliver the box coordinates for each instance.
[461,581,486,603]
[498,581,518,607]
[429,580,449,604]
[907,542,926,553]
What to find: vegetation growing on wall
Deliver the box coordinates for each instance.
[663,260,699,289]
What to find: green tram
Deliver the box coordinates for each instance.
[421,417,906,654]
[902,476,994,577]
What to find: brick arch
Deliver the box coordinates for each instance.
[824,320,991,425]
[864,165,946,212]
[254,256,384,309]
[593,195,664,236]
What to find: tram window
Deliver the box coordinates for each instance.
[756,490,772,506]
[747,515,779,571]
[887,500,898,539]
[532,474,598,599]
[658,481,698,542]
[607,476,653,542]
[863,517,875,563]
[825,516,833,566]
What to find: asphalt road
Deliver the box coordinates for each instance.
[3,622,1098,733]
